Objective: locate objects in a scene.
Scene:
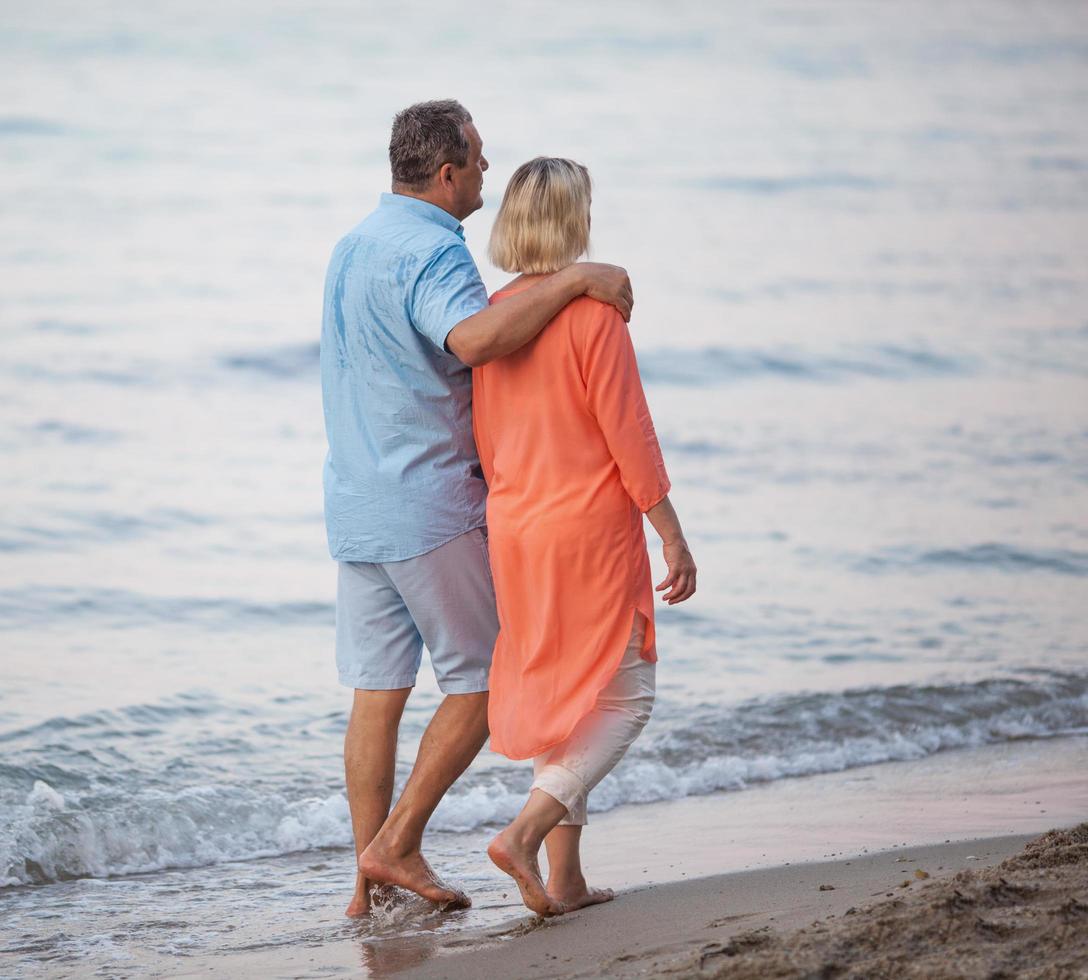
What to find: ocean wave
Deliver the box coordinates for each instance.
[32,319,100,335]
[0,508,215,554]
[219,342,319,380]
[18,328,1086,392]
[0,117,69,137]
[1028,155,1088,173]
[0,692,238,749]
[2,671,1084,888]
[638,343,971,386]
[852,543,1088,576]
[709,277,954,303]
[914,37,1088,68]
[0,586,333,630]
[689,173,889,194]
[7,362,156,387]
[0,782,353,888]
[24,420,122,445]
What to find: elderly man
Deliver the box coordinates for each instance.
[320,99,632,914]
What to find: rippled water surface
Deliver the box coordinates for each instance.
[2,0,1087,975]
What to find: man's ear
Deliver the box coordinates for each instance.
[437,162,455,189]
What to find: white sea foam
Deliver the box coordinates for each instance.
[3,673,1084,888]
[27,780,65,810]
[1,785,353,888]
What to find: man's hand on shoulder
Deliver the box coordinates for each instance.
[574,262,633,321]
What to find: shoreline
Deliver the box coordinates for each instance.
[411,822,1088,979]
[192,831,1080,979]
[411,832,1053,979]
[186,734,1087,979]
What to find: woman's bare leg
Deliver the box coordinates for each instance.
[492,614,652,917]
[487,789,569,916]
[542,825,614,910]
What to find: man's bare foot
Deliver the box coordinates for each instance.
[548,875,615,912]
[345,878,401,918]
[358,839,470,909]
[487,828,567,917]
[345,870,371,918]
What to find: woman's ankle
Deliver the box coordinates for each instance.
[497,819,547,853]
[547,868,586,894]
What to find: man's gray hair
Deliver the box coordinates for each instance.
[389,100,473,190]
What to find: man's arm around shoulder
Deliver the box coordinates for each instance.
[446,263,633,367]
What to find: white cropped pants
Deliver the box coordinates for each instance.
[530,613,656,826]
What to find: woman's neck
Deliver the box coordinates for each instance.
[504,272,553,291]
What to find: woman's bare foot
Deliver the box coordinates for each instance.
[487,828,567,917]
[548,873,615,912]
[358,838,470,909]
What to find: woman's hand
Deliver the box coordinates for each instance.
[645,495,696,604]
[656,538,697,604]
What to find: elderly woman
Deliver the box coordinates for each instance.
[472,157,697,916]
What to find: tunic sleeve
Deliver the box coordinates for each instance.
[579,304,671,512]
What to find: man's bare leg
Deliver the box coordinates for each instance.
[487,789,569,916]
[358,691,489,908]
[344,687,412,917]
[542,825,614,911]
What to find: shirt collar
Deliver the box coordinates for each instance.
[380,192,465,240]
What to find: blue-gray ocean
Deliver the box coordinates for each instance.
[2,1,1087,975]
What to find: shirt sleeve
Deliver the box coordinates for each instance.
[579,303,671,512]
[408,241,489,352]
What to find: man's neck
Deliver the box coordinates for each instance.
[391,185,462,222]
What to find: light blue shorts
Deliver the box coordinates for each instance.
[335,527,498,694]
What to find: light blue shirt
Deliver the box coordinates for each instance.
[320,193,489,562]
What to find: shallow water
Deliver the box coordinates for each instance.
[2,0,1088,975]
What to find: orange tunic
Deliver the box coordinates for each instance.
[472,289,671,761]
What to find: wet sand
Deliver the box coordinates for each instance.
[412,826,1088,979]
[188,735,1087,979]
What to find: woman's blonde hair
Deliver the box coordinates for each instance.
[488,157,591,274]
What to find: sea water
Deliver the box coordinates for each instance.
[2,0,1087,974]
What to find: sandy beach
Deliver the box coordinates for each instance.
[406,825,1088,980]
[179,735,1087,979]
[5,3,1088,977]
